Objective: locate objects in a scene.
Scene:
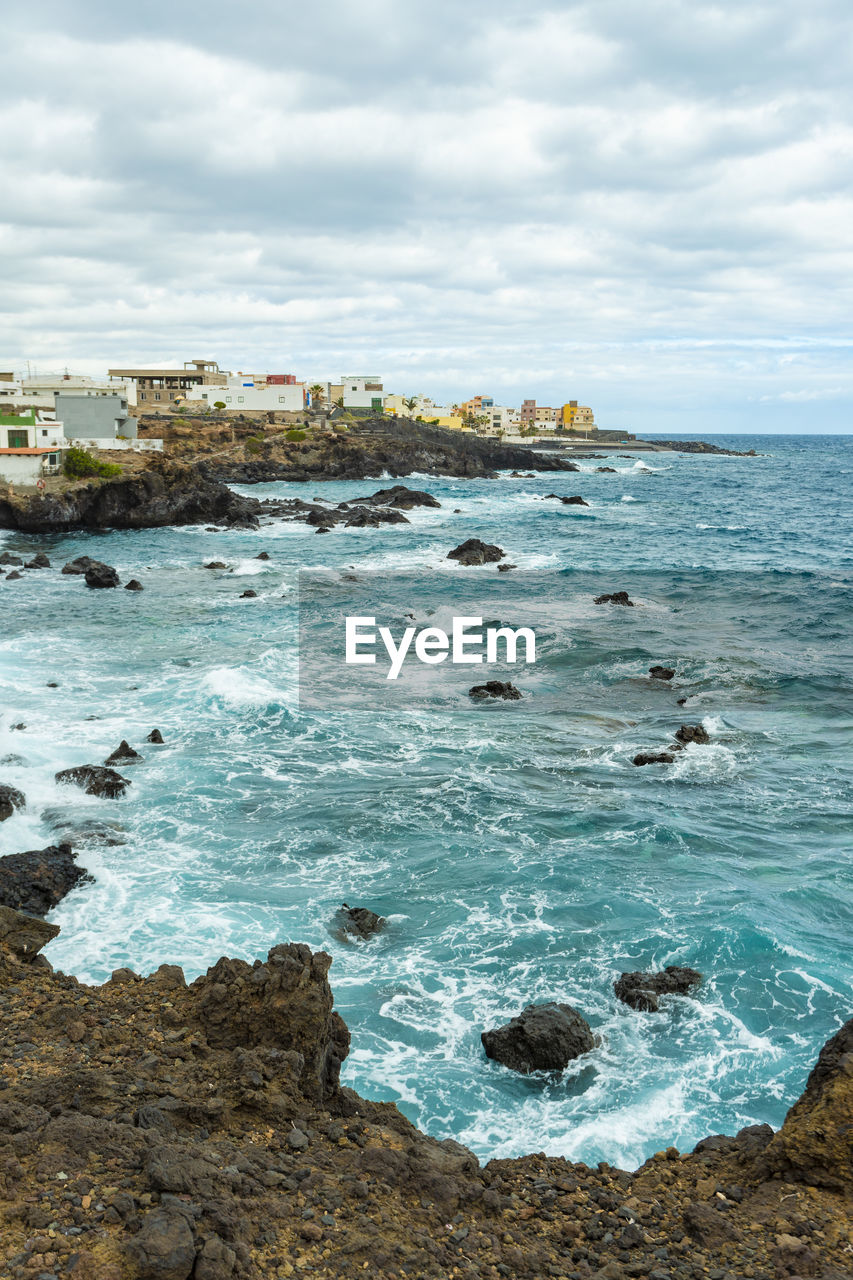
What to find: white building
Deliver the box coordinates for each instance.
[183,379,305,412]
[341,376,384,410]
[0,413,65,485]
[479,406,522,432]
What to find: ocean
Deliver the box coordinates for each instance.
[1,433,851,1170]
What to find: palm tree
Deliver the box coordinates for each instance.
[402,397,418,417]
[309,384,325,408]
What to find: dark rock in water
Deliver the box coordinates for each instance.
[343,505,409,528]
[0,552,23,565]
[0,842,90,916]
[61,555,96,575]
[255,550,271,559]
[674,723,710,746]
[469,681,521,701]
[46,680,59,687]
[240,588,258,598]
[649,665,675,680]
[677,696,688,706]
[0,783,25,822]
[146,729,165,743]
[447,538,505,566]
[348,485,440,510]
[544,493,589,506]
[0,754,26,766]
[84,560,120,589]
[0,904,59,958]
[497,562,517,572]
[10,723,25,730]
[104,740,144,766]
[336,903,386,940]
[633,751,676,766]
[24,552,50,568]
[597,466,617,472]
[6,570,22,580]
[124,578,144,591]
[482,1002,595,1074]
[55,765,131,798]
[614,966,703,1012]
[204,560,227,569]
[44,811,127,846]
[315,525,330,533]
[594,591,634,606]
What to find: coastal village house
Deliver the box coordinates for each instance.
[342,376,384,410]
[108,359,227,408]
[183,375,306,412]
[0,409,65,486]
[55,391,143,450]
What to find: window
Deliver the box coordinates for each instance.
[226,397,232,403]
[279,396,285,403]
[154,392,161,401]
[238,396,244,403]
[8,430,29,448]
[41,429,48,437]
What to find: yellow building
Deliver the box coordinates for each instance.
[560,401,596,431]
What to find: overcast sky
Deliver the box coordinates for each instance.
[2,0,852,432]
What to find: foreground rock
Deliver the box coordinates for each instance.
[55,764,131,798]
[469,680,521,701]
[482,1002,595,1073]
[0,919,851,1280]
[447,538,505,565]
[0,783,25,822]
[614,966,703,1012]
[0,842,90,916]
[104,740,144,765]
[335,904,386,939]
[84,560,120,589]
[0,458,260,533]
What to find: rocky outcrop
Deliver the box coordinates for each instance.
[0,904,59,957]
[0,783,25,822]
[84,560,120,588]
[674,723,710,746]
[649,665,675,680]
[146,729,165,743]
[544,494,589,505]
[104,740,143,765]
[481,1002,595,1073]
[469,681,522,701]
[614,966,703,1012]
[633,751,676,766]
[655,439,758,456]
[594,591,635,606]
[0,459,259,533]
[335,904,386,939]
[55,764,131,798]
[348,485,441,510]
[0,843,90,916]
[447,538,505,565]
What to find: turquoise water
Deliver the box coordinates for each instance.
[1,434,851,1169]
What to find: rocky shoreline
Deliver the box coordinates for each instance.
[0,908,851,1280]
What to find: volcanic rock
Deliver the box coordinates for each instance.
[342,506,409,528]
[649,666,675,680]
[482,1002,595,1073]
[84,560,120,588]
[24,552,50,568]
[55,764,131,798]
[104,740,144,765]
[240,589,258,598]
[125,578,144,590]
[597,466,617,472]
[674,723,710,746]
[614,966,703,1012]
[633,752,676,766]
[594,591,634,605]
[335,904,386,940]
[146,729,165,743]
[61,555,96,574]
[0,904,59,958]
[0,551,23,565]
[348,485,440,510]
[6,569,22,579]
[0,783,25,822]
[544,494,589,505]
[204,561,227,569]
[255,550,271,559]
[447,538,505,566]
[469,681,521,701]
[0,842,90,916]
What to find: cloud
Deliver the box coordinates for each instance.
[1,0,853,431]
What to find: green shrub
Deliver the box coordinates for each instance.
[285,429,307,442]
[63,446,122,480]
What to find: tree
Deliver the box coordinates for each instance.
[309,384,325,407]
[335,395,344,407]
[213,401,225,411]
[402,397,418,417]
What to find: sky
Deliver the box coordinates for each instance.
[2,0,852,433]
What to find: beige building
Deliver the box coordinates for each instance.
[108,359,228,408]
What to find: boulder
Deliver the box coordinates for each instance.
[447,538,505,566]
[0,843,90,917]
[594,591,634,606]
[124,1206,196,1280]
[0,552,23,565]
[481,1002,595,1073]
[84,561,120,589]
[544,494,589,506]
[0,783,25,822]
[104,740,144,766]
[255,550,271,559]
[497,563,517,572]
[342,505,409,527]
[240,589,257,598]
[125,578,144,591]
[469,681,521,701]
[649,665,675,680]
[146,729,165,743]
[0,905,59,959]
[674,723,710,746]
[55,765,131,798]
[61,555,97,575]
[614,966,703,1012]
[24,552,50,568]
[348,485,441,510]
[597,466,617,472]
[204,561,227,569]
[335,904,386,939]
[6,570,22,580]
[633,752,675,766]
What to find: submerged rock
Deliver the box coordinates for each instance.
[649,665,675,680]
[335,904,386,940]
[674,723,710,746]
[482,1002,595,1073]
[0,551,23,565]
[469,681,521,701]
[0,842,90,916]
[633,751,676,766]
[124,578,144,591]
[614,966,703,1012]
[84,560,120,589]
[594,591,634,606]
[447,538,505,566]
[204,560,227,569]
[255,550,271,559]
[544,493,589,505]
[55,764,131,798]
[104,740,144,766]
[0,783,25,822]
[24,552,50,568]
[240,588,258,598]
[6,570,22,580]
[597,466,617,472]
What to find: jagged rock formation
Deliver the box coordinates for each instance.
[0,843,90,916]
